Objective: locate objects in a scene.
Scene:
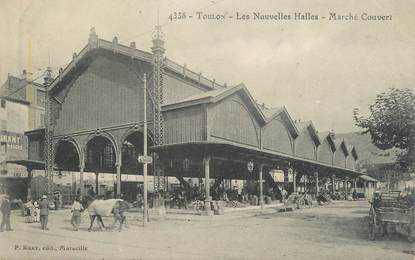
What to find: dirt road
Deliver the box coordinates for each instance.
[0,200,413,260]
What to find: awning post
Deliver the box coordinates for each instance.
[292,168,296,193]
[202,156,213,216]
[259,163,264,210]
[314,172,319,195]
[27,168,33,201]
[79,166,84,198]
[116,164,121,198]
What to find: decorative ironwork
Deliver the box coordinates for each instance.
[44,67,54,197]
[151,25,166,192]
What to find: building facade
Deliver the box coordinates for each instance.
[0,73,46,199]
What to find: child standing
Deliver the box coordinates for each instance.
[70,197,84,231]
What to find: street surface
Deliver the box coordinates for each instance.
[0,200,414,260]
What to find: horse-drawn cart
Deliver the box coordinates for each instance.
[368,191,415,242]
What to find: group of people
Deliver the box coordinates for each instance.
[25,199,40,223]
[1,194,50,232]
[1,193,128,233]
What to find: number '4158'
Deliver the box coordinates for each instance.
[169,12,187,21]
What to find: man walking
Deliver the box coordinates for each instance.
[0,195,12,232]
[39,195,49,230]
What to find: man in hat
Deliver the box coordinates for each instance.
[0,195,12,232]
[39,195,49,230]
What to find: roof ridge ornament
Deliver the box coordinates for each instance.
[151,25,165,55]
[112,36,118,53]
[88,27,98,49]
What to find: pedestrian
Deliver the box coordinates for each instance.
[0,195,12,232]
[136,190,143,209]
[33,200,40,222]
[111,201,127,232]
[352,189,357,200]
[54,193,59,210]
[70,197,84,231]
[39,195,49,230]
[281,187,288,203]
[25,200,35,223]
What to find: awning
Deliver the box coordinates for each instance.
[6,159,45,170]
[150,141,363,178]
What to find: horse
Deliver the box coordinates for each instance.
[82,196,129,231]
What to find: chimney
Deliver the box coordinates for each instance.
[129,41,136,49]
[22,69,27,79]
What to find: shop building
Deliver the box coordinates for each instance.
[0,72,46,200]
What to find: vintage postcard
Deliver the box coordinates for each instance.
[0,0,414,259]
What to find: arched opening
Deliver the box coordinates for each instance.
[121,131,153,175]
[55,140,80,171]
[85,136,116,173]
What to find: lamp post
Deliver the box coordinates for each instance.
[142,73,149,225]
[137,73,153,226]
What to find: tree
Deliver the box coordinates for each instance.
[353,88,415,170]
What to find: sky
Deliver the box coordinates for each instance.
[0,0,414,133]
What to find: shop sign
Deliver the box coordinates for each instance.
[138,155,153,164]
[0,132,25,151]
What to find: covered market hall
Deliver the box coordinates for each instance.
[17,27,375,215]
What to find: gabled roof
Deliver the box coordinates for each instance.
[163,83,267,125]
[334,139,349,156]
[163,86,231,107]
[347,145,359,160]
[318,132,336,152]
[262,106,299,138]
[336,132,398,165]
[260,106,283,118]
[48,29,224,95]
[295,121,321,147]
[163,84,301,138]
